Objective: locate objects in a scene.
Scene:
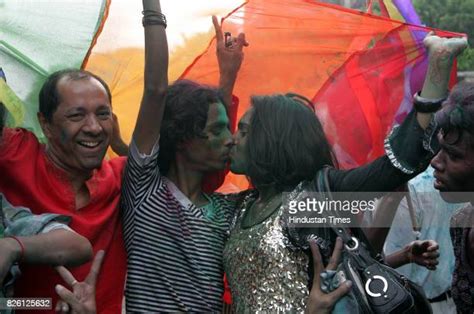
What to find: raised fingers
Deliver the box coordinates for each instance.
[212,15,224,44]
[309,240,323,287]
[327,237,343,271]
[85,250,105,286]
[55,265,78,287]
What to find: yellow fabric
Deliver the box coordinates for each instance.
[383,0,405,21]
[84,0,243,156]
[0,80,25,127]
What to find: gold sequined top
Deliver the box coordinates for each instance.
[223,190,310,313]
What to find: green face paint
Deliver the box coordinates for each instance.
[180,102,232,173]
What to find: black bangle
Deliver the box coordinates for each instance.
[143,18,167,28]
[413,91,447,113]
[142,11,167,28]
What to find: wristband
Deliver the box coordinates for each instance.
[142,10,167,28]
[413,91,447,113]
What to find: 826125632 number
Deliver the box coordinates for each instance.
[0,298,52,310]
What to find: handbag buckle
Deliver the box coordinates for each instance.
[365,275,389,298]
[344,236,359,251]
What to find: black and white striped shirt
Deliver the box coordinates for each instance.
[121,141,238,312]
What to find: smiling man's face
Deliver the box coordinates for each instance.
[39,76,113,174]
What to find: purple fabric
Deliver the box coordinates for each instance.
[392,0,422,25]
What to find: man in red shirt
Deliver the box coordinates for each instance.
[0,69,127,313]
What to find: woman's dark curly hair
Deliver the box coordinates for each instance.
[245,93,337,191]
[158,80,224,174]
[435,81,474,147]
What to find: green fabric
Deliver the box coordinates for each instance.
[0,0,107,142]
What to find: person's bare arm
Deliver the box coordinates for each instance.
[363,191,405,253]
[385,240,439,270]
[109,113,128,156]
[133,0,169,155]
[0,229,92,282]
[416,34,467,129]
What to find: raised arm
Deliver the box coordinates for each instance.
[416,33,468,129]
[327,34,467,193]
[213,16,248,111]
[133,0,169,155]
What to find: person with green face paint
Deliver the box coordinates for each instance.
[120,1,248,311]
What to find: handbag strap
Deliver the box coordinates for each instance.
[315,167,354,246]
[315,167,378,258]
[405,192,421,239]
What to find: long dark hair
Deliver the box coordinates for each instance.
[246,93,337,191]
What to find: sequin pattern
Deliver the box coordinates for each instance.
[223,192,310,313]
[450,206,474,312]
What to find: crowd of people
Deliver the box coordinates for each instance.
[0,0,472,313]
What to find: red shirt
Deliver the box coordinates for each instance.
[0,128,127,314]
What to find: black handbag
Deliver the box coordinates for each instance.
[315,167,432,314]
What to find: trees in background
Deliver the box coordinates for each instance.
[413,0,473,70]
[321,0,473,70]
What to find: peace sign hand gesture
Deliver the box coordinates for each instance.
[54,250,105,314]
[212,15,248,80]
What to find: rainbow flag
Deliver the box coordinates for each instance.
[1,0,464,191]
[1,0,243,142]
[182,0,462,190]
